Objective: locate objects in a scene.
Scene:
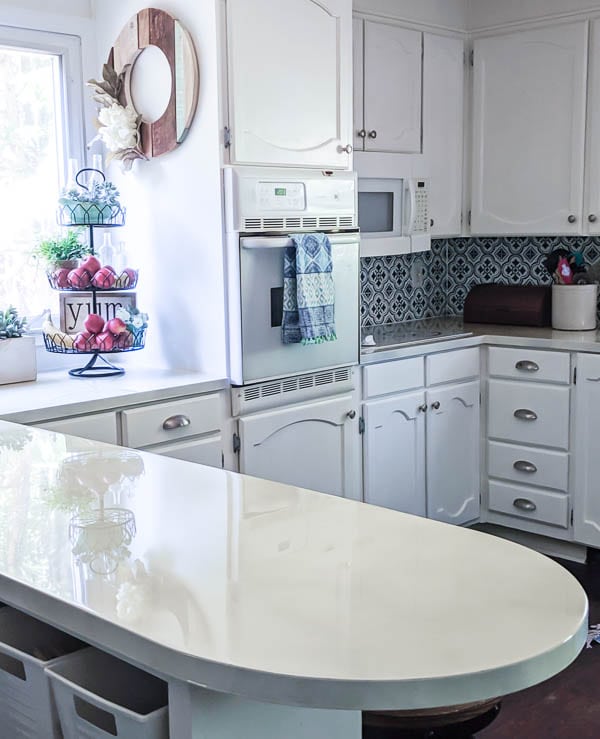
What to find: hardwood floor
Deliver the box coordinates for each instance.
[480,552,600,738]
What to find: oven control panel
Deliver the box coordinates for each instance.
[258,182,306,210]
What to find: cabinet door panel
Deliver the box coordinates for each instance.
[573,354,600,546]
[363,391,426,516]
[226,0,352,168]
[239,394,360,500]
[426,382,480,525]
[35,412,118,445]
[353,17,365,151]
[585,20,600,233]
[364,21,422,153]
[472,23,587,234]
[423,33,464,236]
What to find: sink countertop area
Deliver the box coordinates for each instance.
[0,368,228,424]
[361,317,600,363]
[0,420,588,711]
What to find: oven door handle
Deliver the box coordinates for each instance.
[241,234,359,249]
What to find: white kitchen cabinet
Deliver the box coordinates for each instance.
[584,20,600,233]
[142,435,223,469]
[225,0,353,169]
[238,394,361,500]
[34,412,119,445]
[572,353,600,547]
[353,18,422,153]
[363,391,426,516]
[423,33,464,237]
[471,22,588,235]
[426,381,480,525]
[362,349,480,523]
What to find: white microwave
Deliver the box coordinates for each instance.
[358,177,431,257]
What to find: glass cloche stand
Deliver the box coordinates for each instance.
[43,169,147,377]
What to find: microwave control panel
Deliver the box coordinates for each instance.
[411,179,429,234]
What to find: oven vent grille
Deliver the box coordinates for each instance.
[242,215,356,232]
[241,367,353,404]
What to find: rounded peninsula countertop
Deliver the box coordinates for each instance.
[0,421,587,711]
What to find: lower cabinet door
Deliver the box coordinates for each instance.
[363,391,426,516]
[34,412,118,445]
[573,354,600,546]
[426,381,480,525]
[238,394,361,500]
[144,434,223,468]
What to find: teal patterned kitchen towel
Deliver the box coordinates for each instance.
[282,233,337,345]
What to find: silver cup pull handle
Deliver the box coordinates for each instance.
[163,414,191,431]
[513,460,537,474]
[514,408,538,421]
[513,498,537,512]
[515,360,539,372]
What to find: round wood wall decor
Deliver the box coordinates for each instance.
[108,8,199,160]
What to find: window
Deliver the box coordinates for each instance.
[0,26,84,327]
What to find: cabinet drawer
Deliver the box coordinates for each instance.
[143,434,223,468]
[121,394,222,448]
[488,347,571,384]
[488,441,569,491]
[363,357,424,398]
[426,347,479,386]
[488,380,570,449]
[488,480,569,528]
[35,412,118,445]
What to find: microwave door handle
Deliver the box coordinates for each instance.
[404,180,416,236]
[241,237,295,249]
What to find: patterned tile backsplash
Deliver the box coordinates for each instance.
[360,236,600,327]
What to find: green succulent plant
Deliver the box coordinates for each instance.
[34,230,90,266]
[0,306,27,339]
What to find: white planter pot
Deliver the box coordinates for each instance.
[552,284,599,331]
[0,336,37,385]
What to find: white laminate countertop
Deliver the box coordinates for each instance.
[0,368,228,424]
[0,421,587,711]
[360,318,600,363]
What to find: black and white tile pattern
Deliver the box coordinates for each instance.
[360,236,600,327]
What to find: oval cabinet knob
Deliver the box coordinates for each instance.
[368,130,377,139]
[163,414,191,430]
[431,401,441,410]
[568,214,577,224]
[418,404,428,413]
[513,460,538,474]
[346,410,357,420]
[357,129,367,138]
[513,498,537,512]
[338,144,353,154]
[589,214,598,223]
[514,408,538,421]
[430,218,434,228]
[515,360,539,372]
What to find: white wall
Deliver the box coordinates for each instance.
[467,0,600,31]
[92,1,227,376]
[353,0,468,31]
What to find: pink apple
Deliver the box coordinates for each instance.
[84,313,105,334]
[95,331,115,351]
[92,268,116,289]
[119,268,138,288]
[103,265,116,274]
[105,317,127,336]
[80,256,101,275]
[53,268,70,288]
[116,331,134,349]
[73,331,95,351]
[67,267,91,289]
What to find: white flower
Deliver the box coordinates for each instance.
[132,315,144,328]
[115,307,130,322]
[97,103,139,152]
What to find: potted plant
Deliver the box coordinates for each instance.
[58,180,123,225]
[0,306,37,385]
[34,230,90,270]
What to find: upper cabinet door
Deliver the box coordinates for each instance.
[226,0,352,169]
[363,21,422,153]
[423,33,464,237]
[585,21,600,233]
[471,23,588,235]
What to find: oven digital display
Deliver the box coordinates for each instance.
[275,188,287,196]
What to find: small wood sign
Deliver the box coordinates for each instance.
[60,293,137,334]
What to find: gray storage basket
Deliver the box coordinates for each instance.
[0,606,86,738]
[47,647,169,739]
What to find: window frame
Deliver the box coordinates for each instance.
[0,24,86,187]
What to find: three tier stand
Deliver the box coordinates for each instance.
[43,169,146,378]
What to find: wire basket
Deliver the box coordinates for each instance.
[46,267,138,291]
[43,327,146,355]
[57,202,126,227]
